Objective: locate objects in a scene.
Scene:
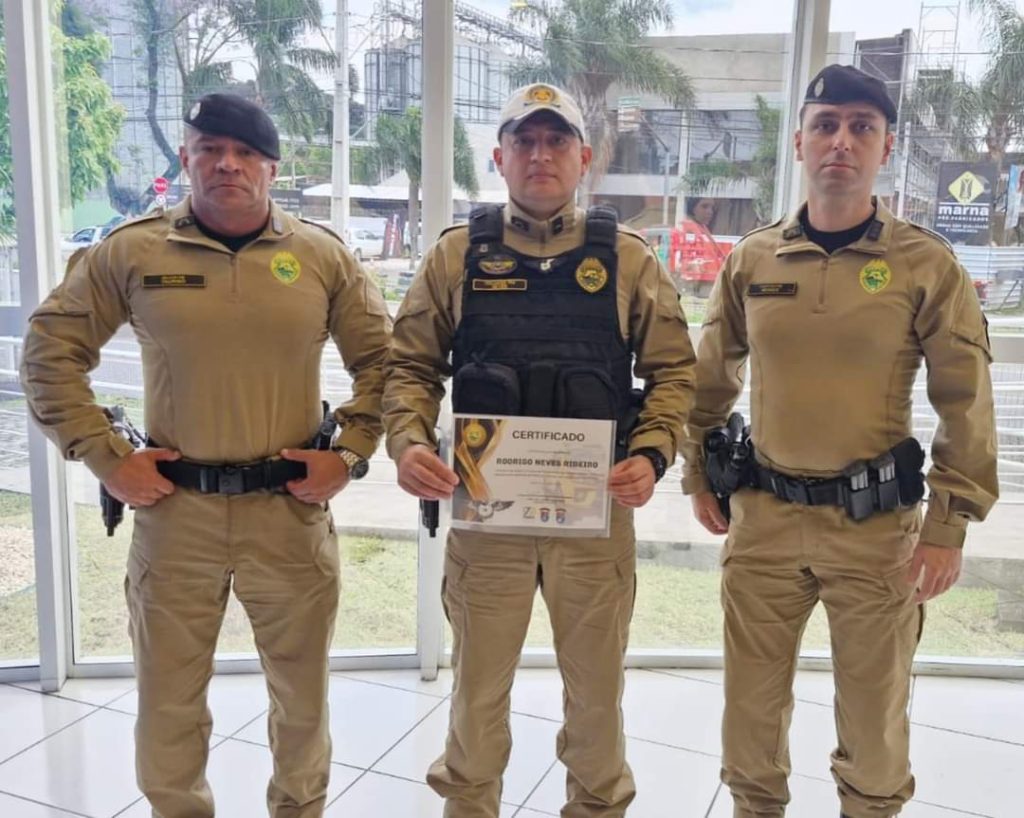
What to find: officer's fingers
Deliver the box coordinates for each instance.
[905,551,926,587]
[147,448,181,461]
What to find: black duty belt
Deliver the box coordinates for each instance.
[750,442,921,522]
[156,458,306,495]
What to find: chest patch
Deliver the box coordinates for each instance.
[479,255,518,275]
[748,282,797,297]
[143,274,205,288]
[472,278,527,292]
[271,251,301,285]
[575,258,608,293]
[859,260,892,294]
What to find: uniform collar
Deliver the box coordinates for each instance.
[775,196,891,257]
[167,196,294,246]
[504,199,579,242]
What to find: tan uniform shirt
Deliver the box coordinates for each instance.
[21,198,392,479]
[383,200,697,465]
[680,201,998,548]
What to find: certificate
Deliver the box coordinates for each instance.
[448,414,615,537]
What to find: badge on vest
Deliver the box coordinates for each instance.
[142,274,205,288]
[859,260,892,294]
[747,283,797,297]
[472,278,528,292]
[271,251,301,285]
[479,255,518,275]
[575,258,608,293]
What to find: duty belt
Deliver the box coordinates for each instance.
[750,442,923,522]
[156,458,306,495]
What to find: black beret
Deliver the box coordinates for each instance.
[804,64,898,124]
[183,93,281,160]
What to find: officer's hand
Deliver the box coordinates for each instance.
[281,449,350,504]
[907,541,962,603]
[608,456,656,508]
[397,444,459,500]
[692,491,729,535]
[103,448,180,507]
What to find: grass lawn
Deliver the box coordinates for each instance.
[2,491,1023,662]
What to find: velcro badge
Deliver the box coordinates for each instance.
[472,279,527,292]
[748,283,797,296]
[143,274,205,288]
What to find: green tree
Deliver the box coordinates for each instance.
[683,96,779,227]
[0,5,124,240]
[366,107,478,256]
[218,0,336,141]
[510,0,693,201]
[967,0,1024,170]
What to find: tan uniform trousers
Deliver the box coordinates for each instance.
[721,488,924,818]
[125,488,340,818]
[428,504,638,818]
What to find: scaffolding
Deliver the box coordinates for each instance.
[364,0,541,134]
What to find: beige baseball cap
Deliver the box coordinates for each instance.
[497,83,587,141]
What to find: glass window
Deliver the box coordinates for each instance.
[50,0,417,663]
[811,0,1024,662]
[0,2,39,666]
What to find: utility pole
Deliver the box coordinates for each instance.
[331,0,350,239]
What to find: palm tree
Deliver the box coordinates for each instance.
[683,96,779,227]
[967,0,1024,171]
[217,0,336,142]
[509,0,693,202]
[367,107,479,257]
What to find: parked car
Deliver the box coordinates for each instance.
[345,227,385,261]
[59,218,124,261]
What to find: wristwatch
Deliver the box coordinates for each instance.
[334,447,369,480]
[632,448,667,482]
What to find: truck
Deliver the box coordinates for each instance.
[643,221,733,298]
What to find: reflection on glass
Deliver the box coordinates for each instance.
[56,1,419,662]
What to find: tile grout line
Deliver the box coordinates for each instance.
[702,781,725,818]
[323,694,452,810]
[0,703,104,768]
[330,671,450,700]
[0,786,92,817]
[510,757,559,816]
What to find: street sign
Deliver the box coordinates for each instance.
[934,161,997,244]
[617,96,641,133]
[153,176,169,195]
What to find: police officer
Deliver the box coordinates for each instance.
[383,83,696,817]
[20,94,392,817]
[681,65,998,817]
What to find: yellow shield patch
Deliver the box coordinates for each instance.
[859,260,892,294]
[271,251,301,285]
[528,85,557,105]
[575,258,608,293]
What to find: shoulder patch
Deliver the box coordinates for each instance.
[616,224,649,247]
[907,221,955,255]
[439,222,470,239]
[299,218,345,244]
[105,209,164,239]
[736,217,785,246]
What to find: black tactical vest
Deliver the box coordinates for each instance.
[451,204,639,456]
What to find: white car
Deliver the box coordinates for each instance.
[345,227,385,261]
[60,222,120,262]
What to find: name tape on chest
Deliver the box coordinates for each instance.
[142,274,205,288]
[472,278,528,292]
[747,282,797,297]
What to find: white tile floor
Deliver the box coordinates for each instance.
[0,668,1021,817]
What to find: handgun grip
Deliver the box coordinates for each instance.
[421,499,439,538]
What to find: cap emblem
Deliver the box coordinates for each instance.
[527,85,558,106]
